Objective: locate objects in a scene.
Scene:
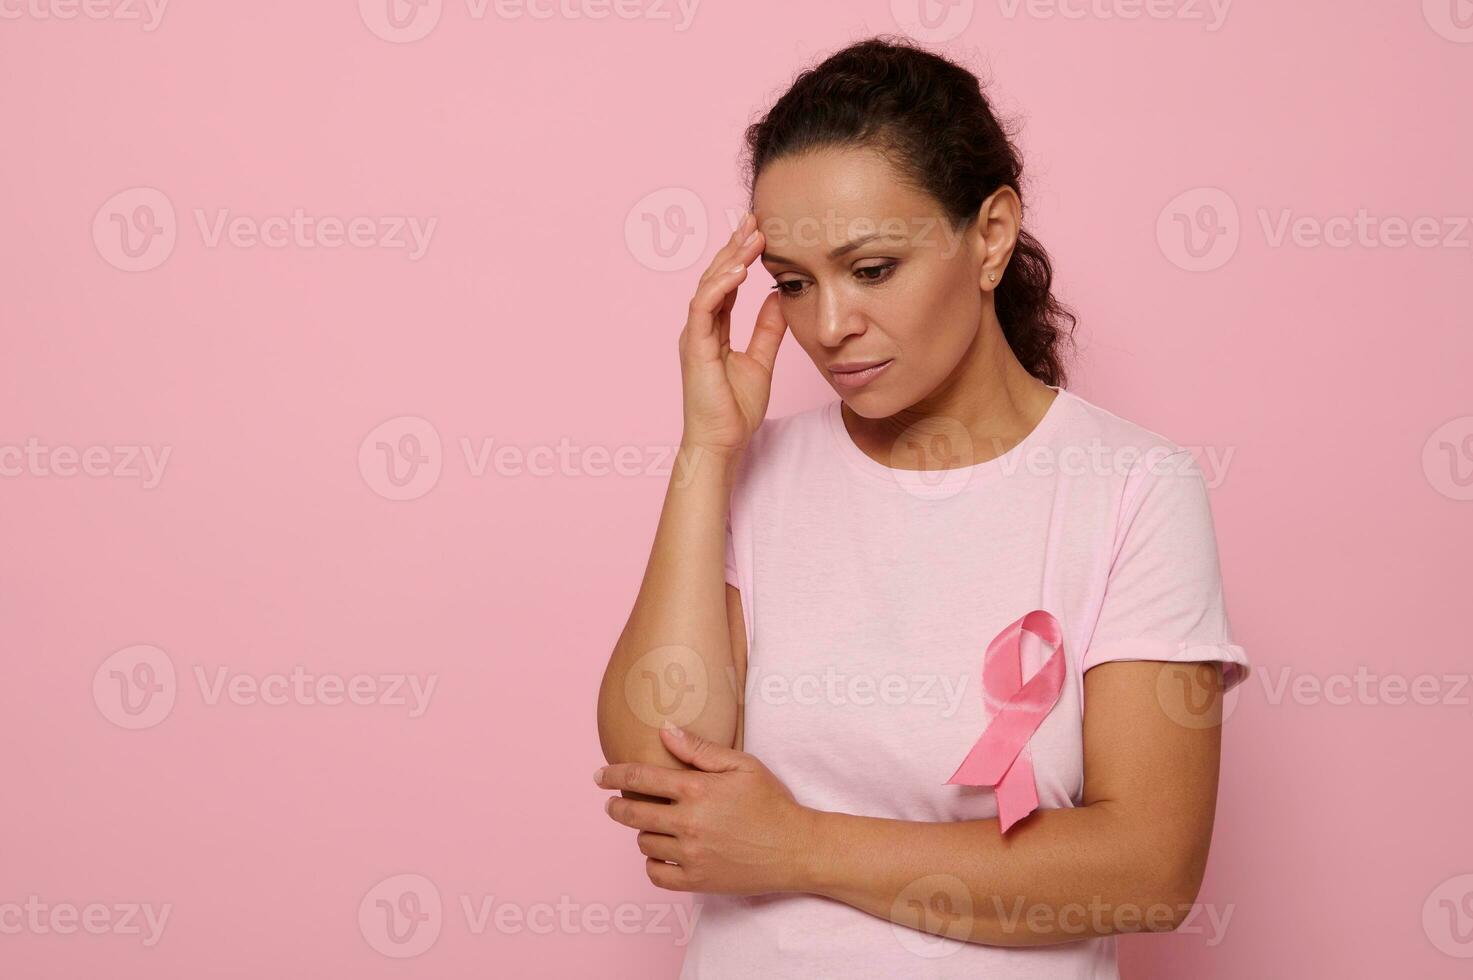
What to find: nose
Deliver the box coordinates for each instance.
[815,283,867,349]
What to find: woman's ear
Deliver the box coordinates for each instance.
[972,185,1022,292]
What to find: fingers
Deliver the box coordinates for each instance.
[715,276,740,351]
[743,290,789,373]
[687,215,764,341]
[596,761,697,802]
[636,830,682,864]
[606,796,682,836]
[645,856,690,891]
[712,217,758,333]
[701,212,759,286]
[685,263,748,345]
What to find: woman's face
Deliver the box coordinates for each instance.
[753,147,1002,418]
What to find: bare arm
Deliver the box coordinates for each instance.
[595,444,744,784]
[792,659,1226,945]
[596,210,781,796]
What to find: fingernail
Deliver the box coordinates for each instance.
[662,719,683,736]
[593,766,605,784]
[743,230,759,247]
[604,796,615,813]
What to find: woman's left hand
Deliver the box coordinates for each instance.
[594,723,817,895]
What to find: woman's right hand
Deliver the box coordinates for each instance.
[678,212,789,457]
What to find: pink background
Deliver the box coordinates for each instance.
[3,1,1471,976]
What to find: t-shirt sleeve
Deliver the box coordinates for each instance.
[1080,450,1250,693]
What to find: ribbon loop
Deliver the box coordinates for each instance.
[945,609,1067,834]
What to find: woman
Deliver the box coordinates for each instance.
[595,35,1250,978]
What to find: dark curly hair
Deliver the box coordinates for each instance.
[740,35,1076,388]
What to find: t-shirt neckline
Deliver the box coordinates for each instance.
[824,384,1071,495]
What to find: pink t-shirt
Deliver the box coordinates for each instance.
[679,385,1251,979]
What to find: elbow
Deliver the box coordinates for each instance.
[1102,804,1210,935]
[596,658,737,766]
[1166,857,1210,931]
[596,685,735,769]
[596,662,657,766]
[1136,845,1210,933]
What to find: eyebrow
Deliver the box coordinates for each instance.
[761,231,892,267]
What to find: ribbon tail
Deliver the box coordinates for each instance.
[994,746,1039,834]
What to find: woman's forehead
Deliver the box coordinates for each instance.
[753,153,942,244]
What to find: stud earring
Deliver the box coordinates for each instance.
[987,272,997,282]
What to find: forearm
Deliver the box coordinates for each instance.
[794,802,1196,946]
[597,441,742,778]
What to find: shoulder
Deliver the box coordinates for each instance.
[731,400,835,484]
[1048,388,1204,492]
[1051,388,1191,462]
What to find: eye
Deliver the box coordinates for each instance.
[771,262,897,299]
[855,261,897,284]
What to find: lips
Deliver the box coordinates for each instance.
[828,358,894,389]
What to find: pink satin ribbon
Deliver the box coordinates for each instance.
[946,609,1067,834]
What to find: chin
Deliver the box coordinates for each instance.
[835,386,902,419]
